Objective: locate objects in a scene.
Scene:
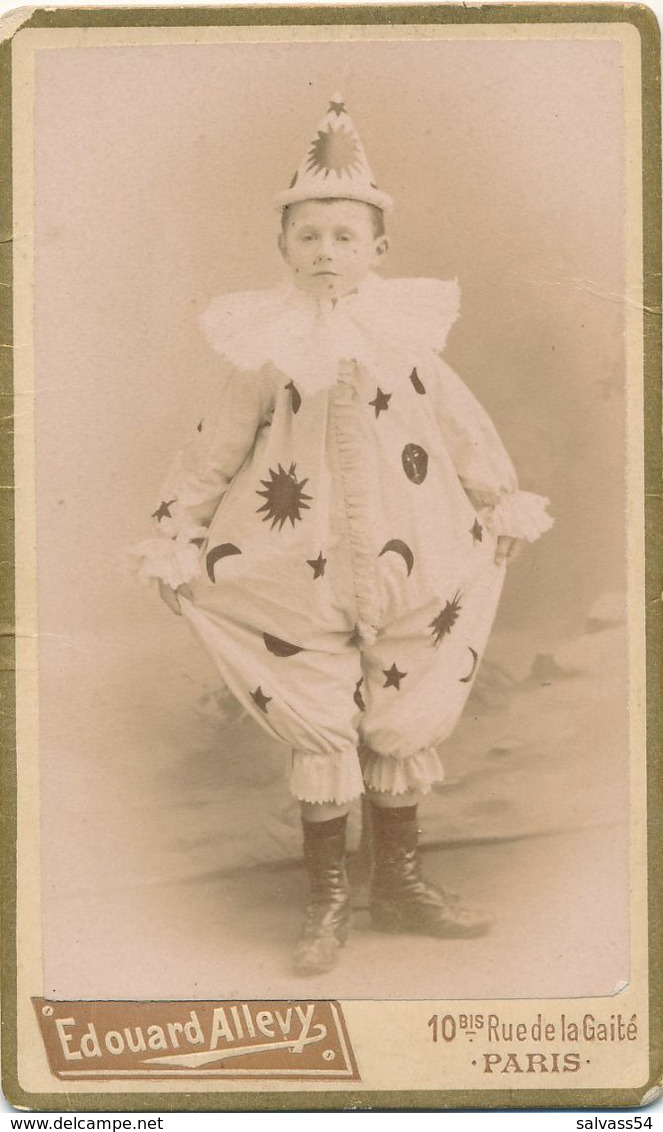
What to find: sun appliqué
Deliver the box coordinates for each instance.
[430,591,463,646]
[256,463,313,530]
[306,126,362,179]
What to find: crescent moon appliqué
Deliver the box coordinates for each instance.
[409,367,426,395]
[285,381,302,414]
[379,539,414,577]
[263,632,304,657]
[353,677,366,712]
[206,543,242,582]
[459,647,479,683]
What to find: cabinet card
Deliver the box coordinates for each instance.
[2,4,661,1112]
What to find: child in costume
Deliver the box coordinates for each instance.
[133,95,553,974]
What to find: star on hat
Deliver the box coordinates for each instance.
[274,93,393,213]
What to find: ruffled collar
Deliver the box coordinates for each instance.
[200,272,460,391]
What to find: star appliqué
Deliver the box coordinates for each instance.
[152,499,176,521]
[250,686,272,714]
[383,663,407,690]
[307,552,327,579]
[369,388,392,418]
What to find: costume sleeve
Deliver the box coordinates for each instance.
[130,363,274,588]
[430,354,554,542]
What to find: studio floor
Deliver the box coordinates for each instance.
[37,591,630,1002]
[43,823,628,1002]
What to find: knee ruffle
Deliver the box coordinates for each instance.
[289,745,365,804]
[359,745,445,794]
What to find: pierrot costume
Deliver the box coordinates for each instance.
[132,97,553,805]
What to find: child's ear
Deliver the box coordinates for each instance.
[374,236,389,259]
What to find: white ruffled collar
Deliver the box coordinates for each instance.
[200,272,460,391]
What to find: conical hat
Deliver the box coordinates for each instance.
[275,93,393,213]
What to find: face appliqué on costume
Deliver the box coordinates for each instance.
[402,444,429,484]
[256,463,313,530]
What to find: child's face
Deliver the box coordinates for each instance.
[279,199,388,300]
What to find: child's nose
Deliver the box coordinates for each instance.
[316,237,334,260]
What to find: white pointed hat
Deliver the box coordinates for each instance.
[275,93,393,213]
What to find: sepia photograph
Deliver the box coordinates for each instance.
[5,5,660,1107]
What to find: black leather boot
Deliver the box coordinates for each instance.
[370,805,492,938]
[293,815,352,975]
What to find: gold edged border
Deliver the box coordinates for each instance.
[1,2,661,1112]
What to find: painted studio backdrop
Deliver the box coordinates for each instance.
[33,34,629,1000]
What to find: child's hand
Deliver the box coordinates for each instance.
[158,579,193,615]
[495,536,524,566]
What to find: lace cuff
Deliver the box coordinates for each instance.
[289,746,365,804]
[359,746,445,795]
[481,490,554,542]
[128,531,205,589]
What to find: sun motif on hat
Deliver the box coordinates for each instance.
[306,126,363,179]
[274,93,393,211]
[256,463,313,530]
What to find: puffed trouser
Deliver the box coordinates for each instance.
[182,560,505,804]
